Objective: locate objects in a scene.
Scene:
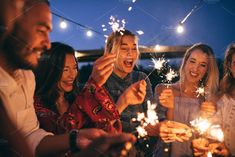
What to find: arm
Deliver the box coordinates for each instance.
[116,80,147,113]
[73,78,121,133]
[0,99,34,157]
[36,128,107,156]
[155,84,174,120]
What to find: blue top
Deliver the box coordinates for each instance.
[104,71,153,132]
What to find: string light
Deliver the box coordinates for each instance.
[86,30,93,37]
[59,20,67,29]
[52,12,104,36]
[176,22,184,34]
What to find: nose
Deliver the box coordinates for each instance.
[69,68,78,79]
[42,34,51,50]
[192,64,199,71]
[127,48,133,56]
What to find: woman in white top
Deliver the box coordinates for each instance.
[154,43,219,157]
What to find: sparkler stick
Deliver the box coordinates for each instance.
[144,57,166,80]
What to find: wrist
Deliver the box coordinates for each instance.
[69,129,80,153]
[116,94,128,113]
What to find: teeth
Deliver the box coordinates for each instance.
[190,71,198,77]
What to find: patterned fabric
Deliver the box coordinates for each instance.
[34,78,121,134]
[216,95,235,156]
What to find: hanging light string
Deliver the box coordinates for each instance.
[52,11,104,36]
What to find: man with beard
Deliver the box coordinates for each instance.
[0,0,136,156]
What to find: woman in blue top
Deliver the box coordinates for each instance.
[103,29,153,156]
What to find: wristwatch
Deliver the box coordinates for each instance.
[69,129,80,153]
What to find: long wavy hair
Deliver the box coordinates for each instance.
[179,43,219,98]
[34,42,79,112]
[220,43,235,97]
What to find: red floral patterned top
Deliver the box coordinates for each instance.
[34,78,122,134]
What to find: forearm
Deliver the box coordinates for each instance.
[167,108,174,120]
[116,95,128,114]
[36,134,69,156]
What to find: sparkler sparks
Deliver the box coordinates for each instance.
[190,117,211,135]
[134,100,159,138]
[145,57,167,80]
[108,16,126,33]
[166,68,178,83]
[209,125,224,142]
[136,30,144,35]
[196,86,205,97]
[207,151,212,157]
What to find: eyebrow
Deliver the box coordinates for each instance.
[121,43,137,46]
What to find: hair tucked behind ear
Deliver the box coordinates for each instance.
[220,43,235,97]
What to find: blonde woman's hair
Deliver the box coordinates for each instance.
[220,43,235,97]
[104,29,140,64]
[179,43,219,98]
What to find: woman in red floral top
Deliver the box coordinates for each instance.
[34,42,147,134]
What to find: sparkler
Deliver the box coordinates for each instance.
[190,117,211,135]
[108,16,126,33]
[166,68,178,83]
[196,86,205,98]
[207,151,212,157]
[208,125,224,142]
[133,100,159,138]
[144,57,167,80]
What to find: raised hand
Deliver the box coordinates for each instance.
[200,101,217,118]
[91,53,116,87]
[116,80,146,113]
[159,88,174,109]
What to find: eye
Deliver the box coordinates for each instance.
[63,68,69,72]
[121,47,128,51]
[189,60,196,63]
[200,63,207,68]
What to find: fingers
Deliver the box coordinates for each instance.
[94,53,116,69]
[159,89,174,108]
[200,102,216,113]
[158,121,192,143]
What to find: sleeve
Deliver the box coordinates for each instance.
[154,84,167,121]
[73,78,122,133]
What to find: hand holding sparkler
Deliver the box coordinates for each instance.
[158,121,192,143]
[91,53,116,87]
[159,88,174,109]
[209,142,230,157]
[192,138,209,157]
[200,101,217,118]
[116,80,146,113]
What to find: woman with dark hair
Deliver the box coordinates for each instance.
[34,42,146,134]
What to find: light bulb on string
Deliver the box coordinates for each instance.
[59,19,67,29]
[176,22,184,34]
[86,30,93,37]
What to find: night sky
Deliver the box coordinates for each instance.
[49,0,235,59]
